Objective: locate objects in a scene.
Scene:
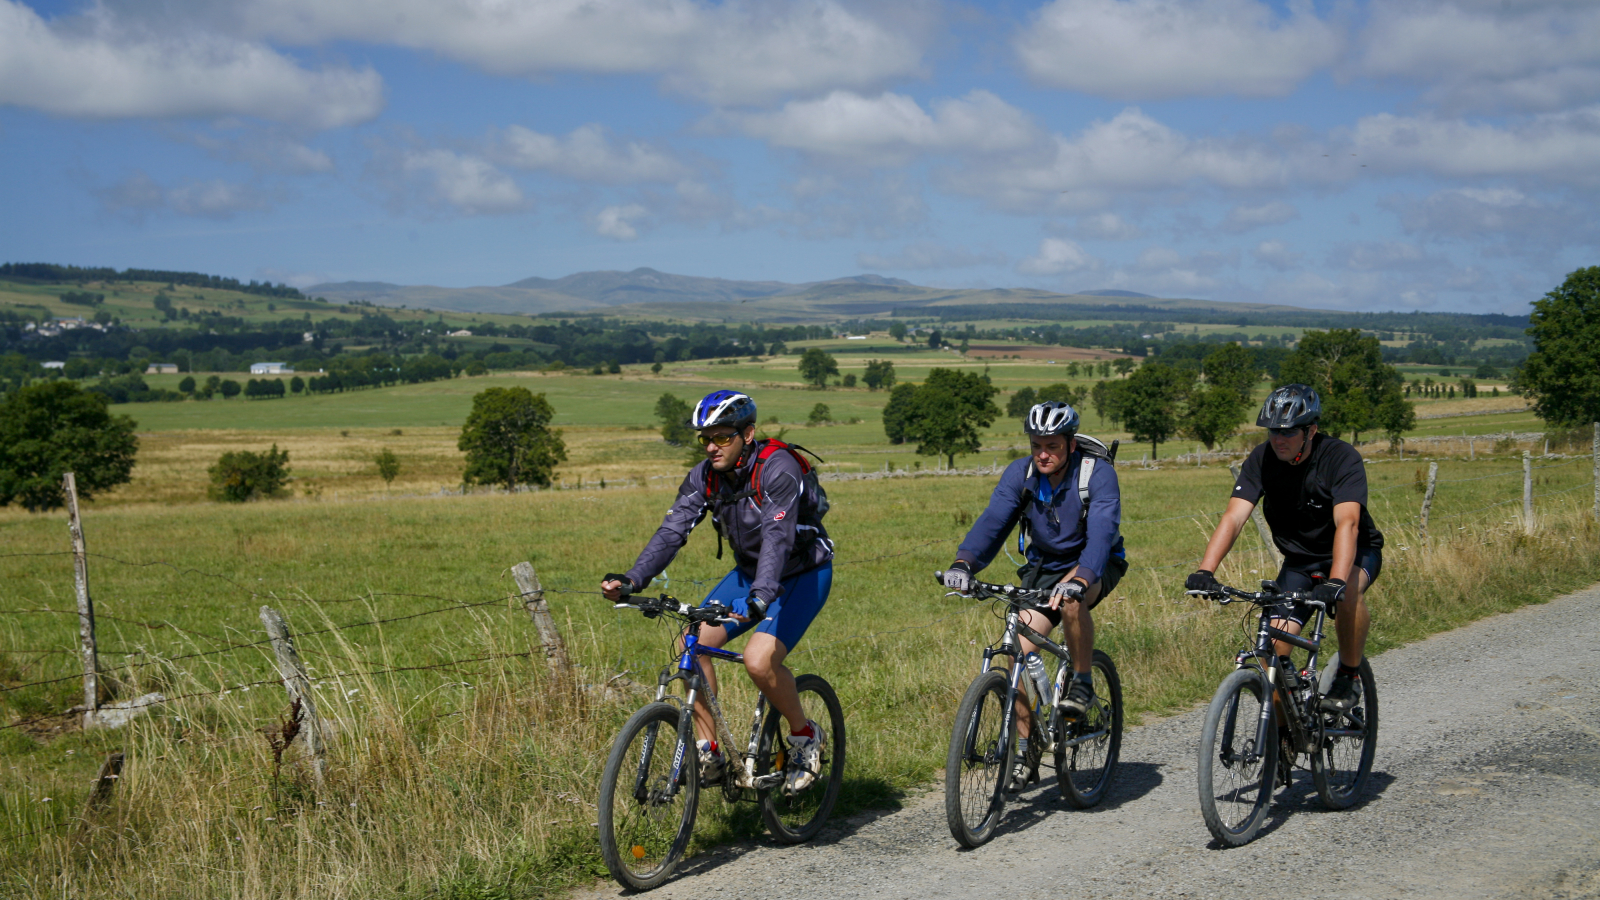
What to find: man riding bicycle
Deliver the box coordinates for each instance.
[943,400,1127,788]
[601,390,833,794]
[1187,384,1380,713]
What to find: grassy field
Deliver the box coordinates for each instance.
[3,427,1597,897]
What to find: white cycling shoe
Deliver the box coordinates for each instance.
[784,719,827,795]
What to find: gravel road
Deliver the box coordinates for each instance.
[575,585,1600,900]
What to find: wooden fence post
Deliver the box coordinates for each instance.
[258,606,327,786]
[1469,437,1475,461]
[1419,462,1439,543]
[77,750,124,834]
[512,563,571,675]
[63,473,99,725]
[1230,464,1281,570]
[1523,450,1535,536]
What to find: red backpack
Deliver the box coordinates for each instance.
[704,439,830,558]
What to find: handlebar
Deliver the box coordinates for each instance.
[933,570,1052,607]
[1185,579,1322,610]
[612,593,740,625]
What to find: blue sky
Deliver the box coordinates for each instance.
[3,0,1598,314]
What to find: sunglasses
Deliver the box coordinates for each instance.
[698,432,740,448]
[1268,427,1305,438]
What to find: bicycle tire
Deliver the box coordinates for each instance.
[597,702,699,890]
[758,674,847,844]
[1311,658,1378,810]
[1057,649,1123,809]
[1197,668,1278,847]
[944,669,1013,848]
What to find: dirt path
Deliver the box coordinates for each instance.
[575,585,1600,899]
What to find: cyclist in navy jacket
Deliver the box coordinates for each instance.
[944,401,1126,788]
[602,390,832,794]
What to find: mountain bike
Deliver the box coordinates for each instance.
[1187,579,1378,847]
[935,572,1123,848]
[597,592,846,890]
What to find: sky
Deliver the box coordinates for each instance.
[2,0,1598,315]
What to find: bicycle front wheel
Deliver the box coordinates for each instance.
[944,669,1013,848]
[1311,658,1378,810]
[1057,649,1123,809]
[1197,668,1278,847]
[758,673,846,844]
[597,702,699,890]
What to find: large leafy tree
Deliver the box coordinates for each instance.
[0,381,138,511]
[1182,342,1258,449]
[1005,386,1037,418]
[797,348,839,389]
[862,359,896,391]
[653,393,695,446]
[1122,362,1194,459]
[896,368,1000,468]
[458,387,567,490]
[882,383,916,444]
[1280,329,1413,445]
[208,445,292,502]
[1518,266,1600,427]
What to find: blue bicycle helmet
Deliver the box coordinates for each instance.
[691,390,757,430]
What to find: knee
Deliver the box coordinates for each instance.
[744,652,775,682]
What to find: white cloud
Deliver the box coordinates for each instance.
[0,0,382,128]
[954,108,1289,213]
[736,90,1041,166]
[1358,1,1600,113]
[1220,201,1298,233]
[172,0,930,106]
[1065,212,1143,241]
[95,171,279,218]
[1252,240,1303,271]
[400,150,526,215]
[1017,0,1342,100]
[1328,240,1448,273]
[1381,187,1598,252]
[181,127,335,174]
[1018,238,1099,275]
[595,204,650,240]
[1348,107,1600,183]
[856,242,1007,270]
[495,125,688,184]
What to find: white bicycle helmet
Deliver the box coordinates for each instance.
[1024,401,1079,438]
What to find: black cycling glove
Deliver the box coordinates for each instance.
[602,573,636,597]
[1312,578,1347,604]
[1185,570,1219,593]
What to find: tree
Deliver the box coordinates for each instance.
[220,379,241,399]
[882,382,916,444]
[862,359,896,390]
[1182,343,1257,449]
[888,321,908,342]
[797,348,839,389]
[1036,382,1087,408]
[375,448,401,486]
[1200,342,1259,405]
[178,375,196,394]
[897,368,1000,468]
[207,444,291,502]
[842,373,857,388]
[651,362,663,375]
[1517,266,1600,427]
[1006,386,1037,418]
[654,393,695,446]
[0,382,138,511]
[1090,379,1130,428]
[927,329,943,349]
[768,340,787,356]
[1113,358,1136,377]
[289,376,305,394]
[1280,329,1412,444]
[807,403,832,426]
[1121,363,1194,459]
[458,387,567,490]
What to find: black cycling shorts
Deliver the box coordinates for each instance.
[1015,554,1128,624]
[1273,547,1381,627]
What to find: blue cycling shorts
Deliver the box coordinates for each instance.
[701,562,832,653]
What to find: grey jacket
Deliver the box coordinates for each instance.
[624,448,832,603]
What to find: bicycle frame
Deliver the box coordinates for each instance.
[971,593,1109,760]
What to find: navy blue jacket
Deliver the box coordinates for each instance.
[957,453,1122,582]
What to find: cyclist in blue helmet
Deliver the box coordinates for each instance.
[1188,384,1381,713]
[602,389,834,793]
[944,400,1126,790]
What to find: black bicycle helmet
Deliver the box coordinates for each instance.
[690,390,757,430]
[1024,401,1079,438]
[1257,384,1321,429]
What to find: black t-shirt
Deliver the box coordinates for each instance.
[1233,434,1384,562]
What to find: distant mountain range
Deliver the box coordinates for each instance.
[306,267,1306,324]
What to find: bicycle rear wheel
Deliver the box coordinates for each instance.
[597,702,699,890]
[944,669,1013,848]
[1056,649,1123,809]
[758,674,846,844]
[1197,668,1278,847]
[1311,658,1378,810]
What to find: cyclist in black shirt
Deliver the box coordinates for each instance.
[1186,384,1379,712]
